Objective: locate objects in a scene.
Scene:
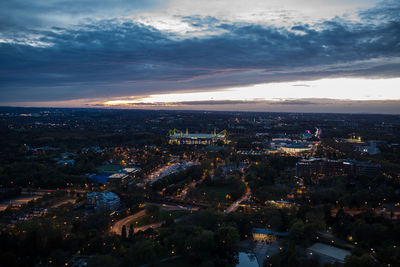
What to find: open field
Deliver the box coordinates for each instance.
[130,210,191,227]
[96,164,124,173]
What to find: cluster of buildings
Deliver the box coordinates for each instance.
[296,158,380,178]
[269,138,315,155]
[339,136,385,155]
[237,150,266,156]
[55,152,77,167]
[90,166,141,184]
[356,140,382,155]
[252,228,351,266]
[265,200,294,209]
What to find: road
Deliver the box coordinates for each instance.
[51,198,76,208]
[135,221,164,233]
[134,216,187,233]
[110,203,198,235]
[0,196,41,211]
[0,188,84,211]
[110,210,146,235]
[224,172,251,213]
[147,202,199,211]
[224,187,251,213]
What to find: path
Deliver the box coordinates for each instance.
[224,172,251,213]
[110,203,198,235]
[110,210,146,235]
[0,196,41,211]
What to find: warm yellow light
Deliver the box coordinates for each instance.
[104,77,400,106]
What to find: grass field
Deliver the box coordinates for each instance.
[189,184,235,202]
[130,210,192,227]
[96,164,124,173]
[160,257,191,267]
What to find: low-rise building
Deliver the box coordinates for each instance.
[239,200,253,209]
[296,158,380,177]
[57,159,75,166]
[108,172,128,182]
[86,191,120,211]
[306,242,351,266]
[357,141,381,155]
[252,228,288,242]
[265,200,293,208]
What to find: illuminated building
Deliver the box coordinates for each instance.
[168,129,229,145]
[265,200,293,208]
[296,158,380,177]
[280,144,312,154]
[357,141,381,155]
[252,228,288,242]
[239,200,253,210]
[346,135,363,143]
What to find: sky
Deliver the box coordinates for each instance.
[1,0,400,113]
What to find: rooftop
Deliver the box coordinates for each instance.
[252,228,289,237]
[282,144,310,149]
[307,242,351,263]
[170,133,225,139]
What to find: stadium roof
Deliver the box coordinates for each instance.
[170,133,225,139]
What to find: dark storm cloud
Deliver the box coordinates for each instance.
[0,0,162,32]
[359,0,400,21]
[0,0,399,102]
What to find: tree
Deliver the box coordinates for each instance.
[344,254,376,267]
[289,219,305,243]
[131,240,161,265]
[216,226,240,247]
[188,230,216,264]
[145,205,160,218]
[128,224,134,240]
[88,254,120,267]
[121,225,127,240]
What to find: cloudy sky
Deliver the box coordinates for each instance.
[1,0,399,113]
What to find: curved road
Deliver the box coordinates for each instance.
[224,172,251,213]
[110,210,146,235]
[110,203,198,235]
[224,187,251,213]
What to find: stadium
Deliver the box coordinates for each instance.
[168,129,229,145]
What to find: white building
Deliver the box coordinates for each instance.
[86,191,120,211]
[307,242,351,265]
[280,144,312,154]
[358,141,381,155]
